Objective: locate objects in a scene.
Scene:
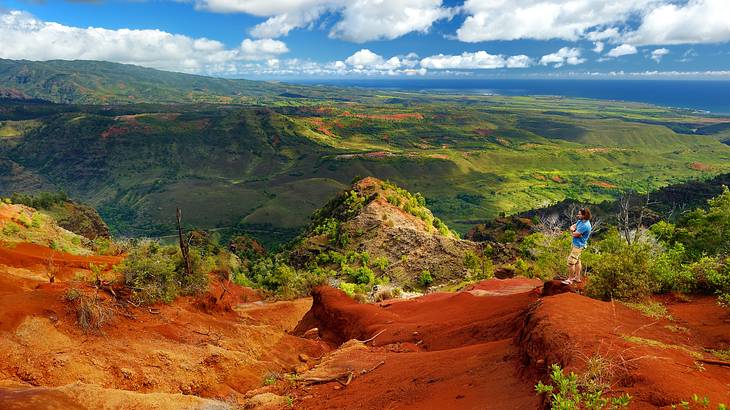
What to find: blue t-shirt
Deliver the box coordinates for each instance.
[572,219,592,249]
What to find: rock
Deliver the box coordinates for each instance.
[541,280,573,297]
[244,393,289,410]
[302,327,319,340]
[298,353,310,363]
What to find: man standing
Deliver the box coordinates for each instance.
[563,208,592,285]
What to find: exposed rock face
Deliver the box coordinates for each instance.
[53,201,111,240]
[290,177,482,285]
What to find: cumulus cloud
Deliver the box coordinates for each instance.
[650,48,669,62]
[330,0,453,43]
[195,0,451,43]
[624,0,730,45]
[456,0,730,47]
[0,10,288,74]
[456,0,652,42]
[420,51,532,69]
[605,44,638,58]
[592,41,605,53]
[539,47,586,68]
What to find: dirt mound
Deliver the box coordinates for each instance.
[284,282,730,409]
[291,177,481,285]
[287,282,542,409]
[517,293,730,407]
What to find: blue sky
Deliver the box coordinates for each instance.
[0,0,728,79]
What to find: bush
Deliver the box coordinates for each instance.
[585,229,656,301]
[419,270,433,288]
[677,186,730,258]
[65,288,114,333]
[117,239,208,304]
[650,242,694,293]
[520,232,571,280]
[535,363,631,410]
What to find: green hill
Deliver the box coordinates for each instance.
[0,59,305,104]
[2,59,730,245]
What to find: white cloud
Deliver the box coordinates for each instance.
[344,49,385,69]
[605,44,638,58]
[239,38,289,59]
[624,0,730,45]
[650,48,669,62]
[330,0,453,43]
[539,47,586,68]
[419,51,533,69]
[456,0,730,47]
[592,41,605,53]
[0,10,288,74]
[342,49,409,72]
[506,55,533,68]
[195,0,451,43]
[456,0,653,42]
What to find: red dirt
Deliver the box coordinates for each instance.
[0,242,328,408]
[591,181,618,189]
[3,236,730,408]
[286,284,730,409]
[690,162,713,171]
[100,125,128,139]
[0,242,122,282]
[291,285,542,409]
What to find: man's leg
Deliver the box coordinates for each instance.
[575,260,582,281]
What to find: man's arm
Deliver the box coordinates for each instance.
[571,231,582,238]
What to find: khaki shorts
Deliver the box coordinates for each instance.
[567,246,583,266]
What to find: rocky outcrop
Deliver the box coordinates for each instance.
[290,177,483,286]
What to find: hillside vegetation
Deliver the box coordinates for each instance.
[1,59,730,246]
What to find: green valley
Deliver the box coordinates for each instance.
[1,59,730,245]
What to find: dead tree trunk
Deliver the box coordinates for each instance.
[176,208,192,278]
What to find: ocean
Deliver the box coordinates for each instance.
[290,79,730,115]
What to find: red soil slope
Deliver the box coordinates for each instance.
[286,280,730,409]
[2,238,729,409]
[0,241,327,409]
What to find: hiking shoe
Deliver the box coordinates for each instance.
[573,278,582,283]
[561,279,573,285]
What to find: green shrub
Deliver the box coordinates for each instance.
[343,190,366,216]
[373,256,389,272]
[419,270,433,288]
[535,364,631,410]
[585,229,656,301]
[2,222,21,236]
[343,265,375,285]
[16,214,32,228]
[651,243,693,293]
[677,186,730,258]
[520,232,571,280]
[686,256,723,293]
[117,239,208,304]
